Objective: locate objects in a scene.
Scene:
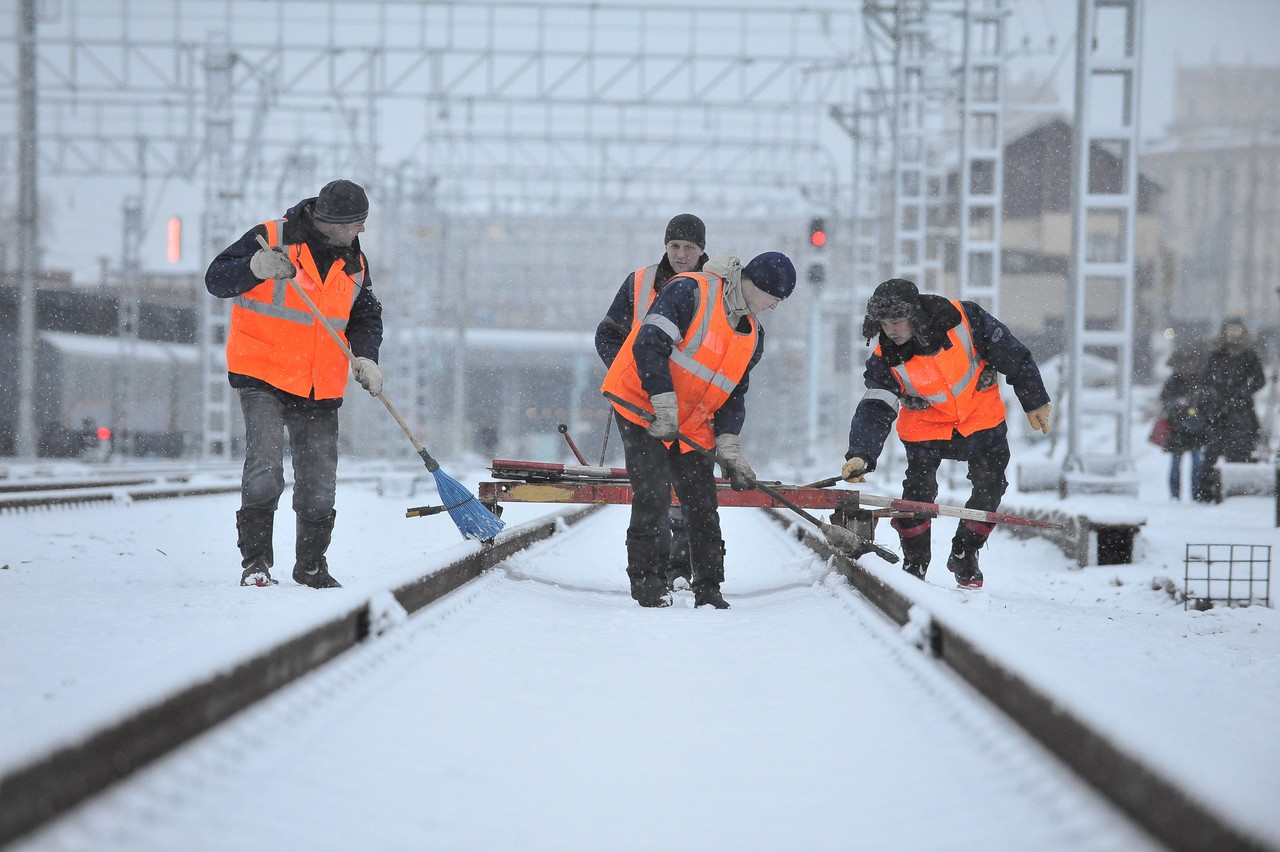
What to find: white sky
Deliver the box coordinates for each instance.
[17,0,1280,279]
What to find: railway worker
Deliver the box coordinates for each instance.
[595,213,709,590]
[841,277,1052,589]
[206,179,384,589]
[601,251,797,609]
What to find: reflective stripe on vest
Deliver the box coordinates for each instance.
[225,217,367,399]
[883,299,1006,441]
[599,271,757,450]
[642,277,739,397]
[231,218,360,330]
[630,264,659,327]
[890,318,979,404]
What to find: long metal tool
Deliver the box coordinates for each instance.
[603,392,898,563]
[252,235,503,540]
[802,474,1063,529]
[557,423,589,465]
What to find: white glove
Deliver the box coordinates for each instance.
[249,247,297,281]
[715,433,757,491]
[842,457,868,483]
[646,392,680,441]
[352,357,384,396]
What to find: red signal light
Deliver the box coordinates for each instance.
[96,427,112,441]
[808,217,827,248]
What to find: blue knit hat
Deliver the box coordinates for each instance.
[743,252,797,299]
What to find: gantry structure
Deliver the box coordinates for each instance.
[1,0,1144,490]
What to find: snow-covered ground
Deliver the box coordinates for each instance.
[1,429,1277,849]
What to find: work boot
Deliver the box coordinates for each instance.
[947,521,990,590]
[892,517,931,581]
[946,546,984,589]
[293,511,342,589]
[626,531,670,607]
[236,508,278,587]
[694,585,730,609]
[634,578,674,608]
[691,537,730,608]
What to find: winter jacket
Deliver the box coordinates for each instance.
[846,295,1049,467]
[601,271,763,445]
[1203,331,1266,461]
[594,252,707,367]
[878,299,1006,442]
[205,198,384,408]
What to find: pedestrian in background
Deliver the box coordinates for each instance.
[1156,343,1210,501]
[206,179,384,588]
[1203,317,1267,465]
[601,252,797,609]
[595,213,709,590]
[841,278,1051,589]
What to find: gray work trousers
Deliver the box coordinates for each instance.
[238,386,339,522]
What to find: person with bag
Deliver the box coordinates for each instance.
[1157,344,1210,501]
[206,179,384,588]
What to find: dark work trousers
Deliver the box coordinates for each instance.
[238,386,340,522]
[900,442,1010,550]
[615,413,724,590]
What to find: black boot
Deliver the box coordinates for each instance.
[293,511,342,589]
[892,518,931,580]
[626,531,671,608]
[947,522,989,589]
[691,538,730,609]
[236,508,278,587]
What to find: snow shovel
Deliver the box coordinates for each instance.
[253,235,504,541]
[603,392,898,563]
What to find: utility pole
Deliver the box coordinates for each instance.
[15,0,38,458]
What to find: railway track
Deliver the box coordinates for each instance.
[1,500,1268,850]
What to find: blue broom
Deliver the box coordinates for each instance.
[255,236,505,541]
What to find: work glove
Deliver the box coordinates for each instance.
[900,394,931,411]
[841,457,868,483]
[249,246,297,281]
[646,392,680,441]
[976,364,998,391]
[351,357,384,397]
[1026,403,1052,436]
[714,433,757,491]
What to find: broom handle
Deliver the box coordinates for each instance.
[253,235,440,470]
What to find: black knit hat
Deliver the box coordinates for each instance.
[743,252,797,299]
[314,179,369,224]
[664,213,706,249]
[862,278,922,340]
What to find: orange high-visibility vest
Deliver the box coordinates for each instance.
[630,263,660,327]
[601,272,758,451]
[883,299,1006,442]
[225,218,366,400]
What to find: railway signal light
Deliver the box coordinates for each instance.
[808,217,827,249]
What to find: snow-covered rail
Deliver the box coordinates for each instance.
[0,505,599,846]
[772,510,1271,852]
[12,506,1159,851]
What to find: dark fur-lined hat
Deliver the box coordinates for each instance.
[862,278,923,341]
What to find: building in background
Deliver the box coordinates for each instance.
[1142,65,1280,351]
[943,117,1164,380]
